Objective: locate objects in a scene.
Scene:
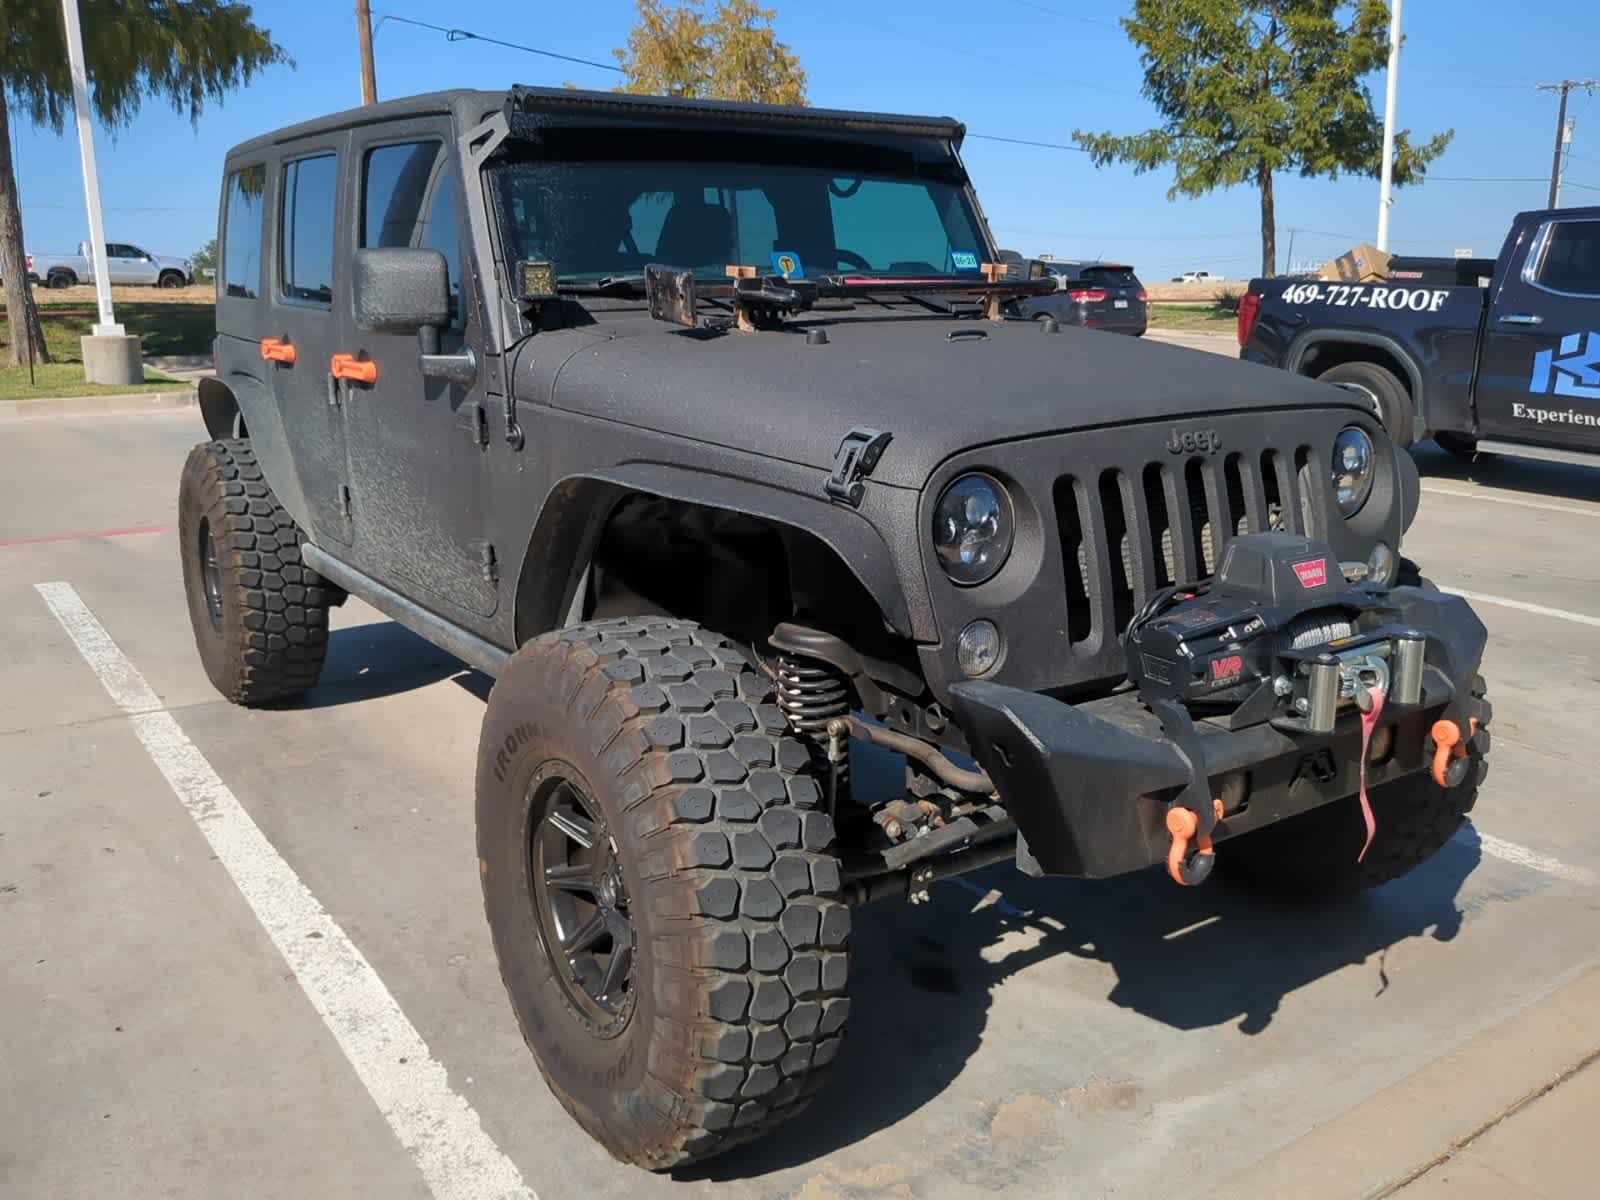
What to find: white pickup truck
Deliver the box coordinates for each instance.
[26,241,193,289]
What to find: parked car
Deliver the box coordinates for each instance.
[26,241,192,289]
[1010,259,1149,335]
[184,84,1489,1170]
[1239,206,1598,458]
[1173,270,1223,283]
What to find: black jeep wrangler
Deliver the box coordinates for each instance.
[183,86,1491,1169]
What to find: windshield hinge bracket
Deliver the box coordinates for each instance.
[825,427,893,507]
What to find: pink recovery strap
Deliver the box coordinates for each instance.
[1356,686,1387,861]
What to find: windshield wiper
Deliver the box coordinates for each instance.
[556,275,648,296]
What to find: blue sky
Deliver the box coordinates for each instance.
[11,0,1598,280]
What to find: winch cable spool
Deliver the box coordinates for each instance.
[774,652,851,813]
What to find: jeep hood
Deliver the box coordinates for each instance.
[541,315,1364,489]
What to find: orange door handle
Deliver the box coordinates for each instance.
[260,337,296,364]
[330,353,378,384]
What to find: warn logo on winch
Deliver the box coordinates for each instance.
[1293,558,1328,589]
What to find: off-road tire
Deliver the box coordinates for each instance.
[1318,361,1414,448]
[1220,677,1490,898]
[476,618,850,1169]
[178,439,330,704]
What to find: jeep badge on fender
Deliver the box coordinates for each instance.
[181,84,1492,1171]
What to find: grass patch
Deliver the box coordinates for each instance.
[0,363,184,401]
[0,301,211,399]
[1149,303,1238,332]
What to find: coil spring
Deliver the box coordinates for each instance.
[775,653,850,803]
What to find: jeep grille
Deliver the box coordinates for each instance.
[1053,446,1319,646]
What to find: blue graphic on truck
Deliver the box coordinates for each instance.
[1529,332,1600,401]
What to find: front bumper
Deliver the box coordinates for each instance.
[945,584,1487,878]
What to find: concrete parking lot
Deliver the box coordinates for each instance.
[4,390,1599,1199]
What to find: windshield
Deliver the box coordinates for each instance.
[488,136,989,283]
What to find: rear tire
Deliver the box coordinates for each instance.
[1220,678,1490,898]
[178,439,330,704]
[47,270,76,289]
[1317,361,1414,448]
[477,618,850,1169]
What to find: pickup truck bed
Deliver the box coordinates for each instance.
[1239,206,1600,459]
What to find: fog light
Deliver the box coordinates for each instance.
[1368,541,1396,586]
[957,620,1003,677]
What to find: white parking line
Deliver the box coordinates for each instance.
[1477,833,1595,885]
[1441,587,1600,630]
[1421,484,1600,519]
[33,582,533,1200]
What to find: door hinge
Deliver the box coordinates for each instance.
[825,426,893,507]
[465,401,489,446]
[472,540,498,584]
[337,484,352,518]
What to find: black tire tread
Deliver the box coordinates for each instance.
[1221,676,1490,897]
[484,618,849,1169]
[178,439,329,704]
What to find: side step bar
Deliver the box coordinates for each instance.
[301,544,511,678]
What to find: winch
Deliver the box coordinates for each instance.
[1126,533,1426,733]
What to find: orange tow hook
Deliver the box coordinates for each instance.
[1167,798,1225,886]
[1429,717,1480,788]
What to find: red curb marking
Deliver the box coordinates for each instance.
[0,522,175,548]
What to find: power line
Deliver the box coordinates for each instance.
[967,133,1088,152]
[997,0,1121,30]
[372,13,622,74]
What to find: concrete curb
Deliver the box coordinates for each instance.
[0,389,197,419]
[1208,963,1600,1200]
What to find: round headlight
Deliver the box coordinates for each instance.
[933,473,1014,586]
[1332,426,1376,517]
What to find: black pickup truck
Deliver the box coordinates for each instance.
[1240,207,1600,459]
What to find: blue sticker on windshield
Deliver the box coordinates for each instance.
[951,249,980,273]
[771,250,804,279]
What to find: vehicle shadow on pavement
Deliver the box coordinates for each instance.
[689,821,1481,1178]
[1413,444,1600,504]
[293,621,472,708]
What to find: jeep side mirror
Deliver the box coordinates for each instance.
[352,247,476,386]
[352,247,452,335]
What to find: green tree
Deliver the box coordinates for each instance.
[614,0,806,105]
[191,236,218,279]
[1073,0,1452,277]
[0,2,286,366]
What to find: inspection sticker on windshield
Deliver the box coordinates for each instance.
[1280,282,1452,313]
[771,251,804,279]
[951,249,980,273]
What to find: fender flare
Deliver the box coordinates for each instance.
[197,375,246,439]
[511,463,921,645]
[1284,328,1429,431]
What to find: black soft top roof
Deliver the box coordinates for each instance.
[225,86,965,158]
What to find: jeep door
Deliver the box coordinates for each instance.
[1475,215,1600,448]
[263,140,354,545]
[335,124,496,621]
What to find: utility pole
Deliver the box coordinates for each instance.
[356,0,378,105]
[1375,0,1401,252]
[61,0,142,384]
[1538,79,1596,209]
